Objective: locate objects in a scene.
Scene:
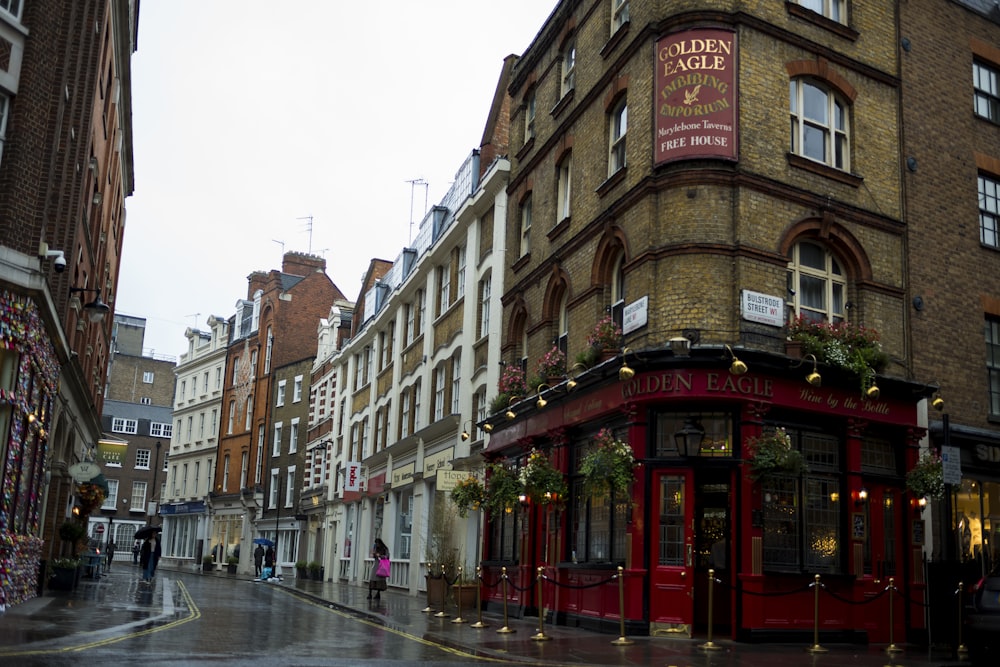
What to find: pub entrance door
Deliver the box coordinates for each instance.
[649,469,695,636]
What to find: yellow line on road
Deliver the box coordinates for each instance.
[0,580,199,657]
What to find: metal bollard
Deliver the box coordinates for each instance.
[700,568,722,651]
[611,566,634,646]
[531,566,550,641]
[496,566,515,634]
[806,574,828,653]
[435,564,450,618]
[452,566,466,624]
[885,577,902,654]
[471,566,489,629]
[957,581,968,657]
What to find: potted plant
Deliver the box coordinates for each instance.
[49,557,80,591]
[450,474,485,518]
[520,448,567,505]
[490,364,528,415]
[425,492,459,609]
[307,561,322,580]
[483,462,523,519]
[202,554,215,572]
[535,345,567,385]
[295,560,308,578]
[587,315,623,360]
[58,519,87,552]
[906,451,945,500]
[579,428,637,496]
[745,427,806,481]
[786,316,889,395]
[226,555,239,574]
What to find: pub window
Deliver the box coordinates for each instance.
[569,433,629,564]
[655,413,733,457]
[489,506,519,562]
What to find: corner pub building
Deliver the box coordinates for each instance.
[478,0,937,644]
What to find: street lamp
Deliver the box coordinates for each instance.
[149,441,162,525]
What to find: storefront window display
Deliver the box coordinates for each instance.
[953,479,1000,574]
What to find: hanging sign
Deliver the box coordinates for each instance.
[344,462,363,492]
[68,461,102,483]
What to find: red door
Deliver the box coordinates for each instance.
[649,469,695,636]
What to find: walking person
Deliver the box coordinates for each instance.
[132,541,140,564]
[105,540,116,571]
[368,538,389,600]
[253,543,265,578]
[139,537,152,582]
[264,545,275,579]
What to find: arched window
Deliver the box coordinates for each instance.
[789,78,849,170]
[787,241,846,324]
[557,294,569,355]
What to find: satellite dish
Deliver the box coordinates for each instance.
[68,461,102,483]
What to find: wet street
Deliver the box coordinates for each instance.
[0,568,492,666]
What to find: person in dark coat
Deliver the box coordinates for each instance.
[253,544,265,578]
[105,540,116,571]
[132,541,140,564]
[368,538,389,600]
[139,537,153,582]
[264,546,275,578]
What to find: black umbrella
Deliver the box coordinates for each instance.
[134,525,161,540]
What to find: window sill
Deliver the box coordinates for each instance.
[512,252,531,274]
[515,137,535,162]
[550,90,574,120]
[601,21,629,59]
[785,2,858,41]
[596,167,627,197]
[787,153,862,187]
[547,216,571,242]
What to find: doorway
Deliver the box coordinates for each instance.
[693,472,732,637]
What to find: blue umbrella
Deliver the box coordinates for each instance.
[253,538,274,547]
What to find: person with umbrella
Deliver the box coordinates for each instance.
[253,542,265,578]
[264,544,275,578]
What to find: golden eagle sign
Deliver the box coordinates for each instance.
[655,28,737,165]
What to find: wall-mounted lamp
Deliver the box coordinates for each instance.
[619,347,637,381]
[865,382,880,400]
[566,362,588,391]
[460,420,476,441]
[669,337,691,357]
[725,345,748,375]
[855,488,869,506]
[505,397,519,421]
[931,393,944,411]
[791,353,822,387]
[69,287,110,323]
[535,383,552,409]
[482,421,494,433]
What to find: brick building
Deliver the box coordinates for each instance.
[483,0,933,642]
[209,252,344,572]
[0,1,136,608]
[899,0,1000,645]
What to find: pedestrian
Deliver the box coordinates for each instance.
[368,538,389,600]
[106,540,116,571]
[264,545,275,579]
[132,541,140,564]
[254,543,264,578]
[139,537,152,582]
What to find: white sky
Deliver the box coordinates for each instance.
[116,0,557,359]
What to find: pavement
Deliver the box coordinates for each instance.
[0,560,983,666]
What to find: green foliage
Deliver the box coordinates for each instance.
[426,492,459,578]
[746,428,806,481]
[587,315,623,352]
[227,556,239,565]
[51,557,80,569]
[906,451,945,499]
[295,560,308,569]
[579,429,637,496]
[450,475,485,518]
[536,345,567,379]
[520,448,567,504]
[787,316,889,395]
[307,561,321,572]
[58,520,86,544]
[483,462,523,519]
[203,555,215,564]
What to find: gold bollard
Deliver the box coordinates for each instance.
[957,581,969,657]
[806,574,828,653]
[496,566,515,633]
[531,566,550,641]
[700,568,722,651]
[471,566,489,629]
[611,566,634,646]
[885,577,902,654]
[435,564,450,618]
[452,566,466,624]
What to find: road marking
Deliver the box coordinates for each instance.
[0,579,199,657]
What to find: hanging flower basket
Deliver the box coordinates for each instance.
[77,482,106,515]
[786,316,889,395]
[906,451,945,499]
[745,428,806,481]
[579,428,637,496]
[450,475,486,518]
[535,345,567,384]
[587,315,623,353]
[483,462,523,519]
[520,448,567,505]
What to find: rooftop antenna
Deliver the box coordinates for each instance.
[185,313,201,326]
[272,239,285,255]
[297,215,314,253]
[405,178,428,244]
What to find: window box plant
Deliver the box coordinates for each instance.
[587,315,623,357]
[535,345,567,384]
[786,316,889,395]
[450,475,485,518]
[490,364,528,415]
[745,427,806,481]
[520,448,567,505]
[579,428,637,496]
[906,451,945,500]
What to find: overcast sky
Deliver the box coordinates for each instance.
[116,1,557,359]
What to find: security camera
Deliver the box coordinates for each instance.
[46,250,66,273]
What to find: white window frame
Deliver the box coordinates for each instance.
[979,173,1000,248]
[451,356,461,415]
[797,0,845,23]
[787,240,847,324]
[440,264,451,311]
[142,371,154,384]
[102,479,118,510]
[434,366,446,421]
[790,78,849,171]
[557,154,572,221]
[240,452,249,489]
[285,467,296,507]
[561,37,576,97]
[269,469,279,509]
[276,379,286,407]
[519,195,532,257]
[609,99,627,176]
[112,417,138,434]
[289,417,299,453]
[478,275,491,339]
[135,449,151,470]
[400,389,411,439]
[0,1,22,22]
[457,246,466,298]
[611,0,629,32]
[975,61,1000,123]
[131,481,147,512]
[524,88,536,142]
[293,375,303,403]
[273,422,283,457]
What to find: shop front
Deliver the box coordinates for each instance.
[482,356,931,643]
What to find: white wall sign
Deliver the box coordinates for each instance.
[741,289,785,327]
[623,296,649,335]
[941,446,962,485]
